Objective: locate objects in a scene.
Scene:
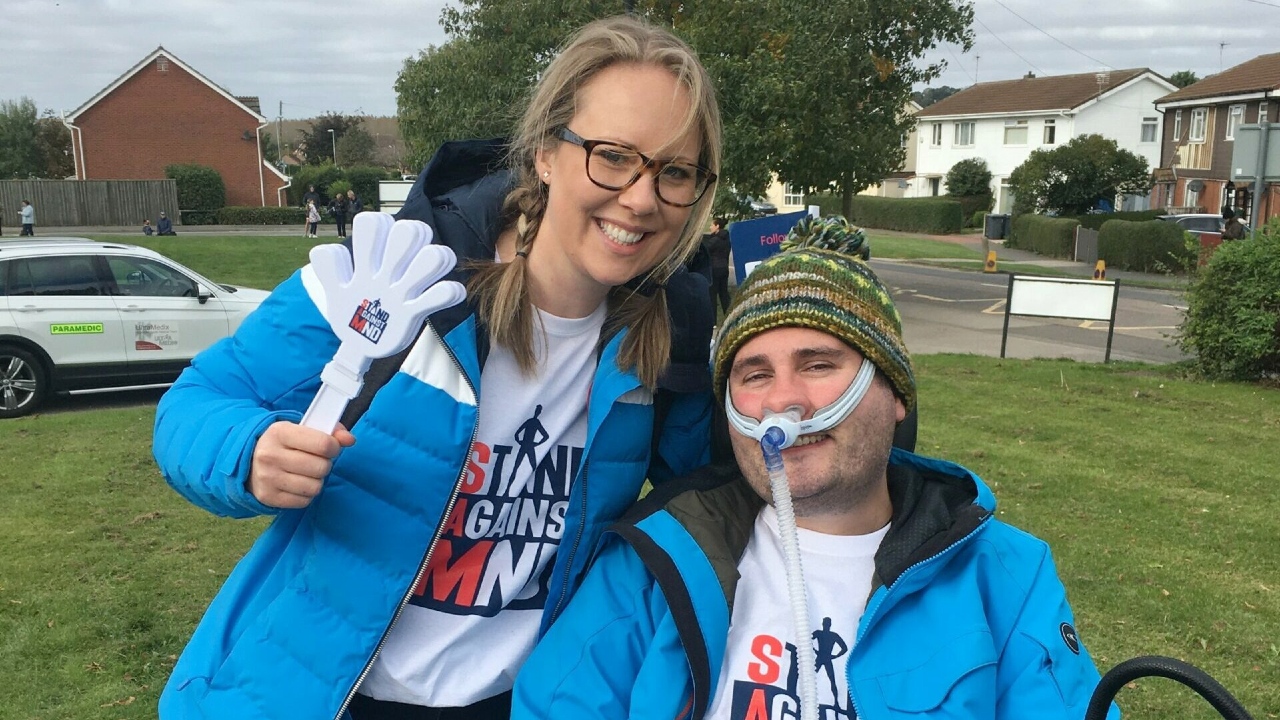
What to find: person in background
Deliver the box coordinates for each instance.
[329,190,350,238]
[702,215,731,315]
[347,188,364,215]
[304,198,320,238]
[19,200,35,236]
[152,15,722,720]
[156,211,177,236]
[302,184,321,208]
[513,216,1117,720]
[142,219,154,236]
[1222,208,1246,241]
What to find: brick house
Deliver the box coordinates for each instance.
[64,47,289,209]
[1152,52,1279,223]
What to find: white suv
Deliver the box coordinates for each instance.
[0,238,269,418]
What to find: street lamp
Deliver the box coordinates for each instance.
[328,129,338,167]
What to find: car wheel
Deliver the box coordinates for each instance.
[0,346,48,419]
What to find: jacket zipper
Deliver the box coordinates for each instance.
[333,328,480,720]
[847,514,992,720]
[547,459,589,626]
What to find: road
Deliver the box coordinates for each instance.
[872,260,1187,364]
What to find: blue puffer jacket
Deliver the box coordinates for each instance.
[153,140,714,719]
[513,450,1120,720]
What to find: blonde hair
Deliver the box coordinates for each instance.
[468,15,722,389]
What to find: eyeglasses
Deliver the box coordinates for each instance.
[555,127,716,208]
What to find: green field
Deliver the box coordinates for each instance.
[1,356,1276,719]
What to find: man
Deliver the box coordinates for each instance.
[156,211,176,236]
[1222,209,1246,241]
[702,216,732,315]
[302,184,321,209]
[513,216,1116,720]
[19,200,35,236]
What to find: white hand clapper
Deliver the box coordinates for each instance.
[300,212,467,433]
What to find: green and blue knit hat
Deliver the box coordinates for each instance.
[712,215,915,412]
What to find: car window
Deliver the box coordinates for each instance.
[0,260,7,296]
[106,256,198,298]
[6,256,105,296]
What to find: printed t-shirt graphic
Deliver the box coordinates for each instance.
[705,507,889,720]
[360,303,605,707]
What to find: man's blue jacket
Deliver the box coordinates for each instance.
[513,450,1120,720]
[152,140,714,719]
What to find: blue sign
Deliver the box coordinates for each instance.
[728,210,809,282]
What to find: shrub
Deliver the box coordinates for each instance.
[327,179,353,199]
[1069,210,1166,231]
[944,158,993,197]
[847,196,964,234]
[950,194,993,226]
[1097,219,1194,272]
[288,162,344,206]
[1007,214,1079,257]
[165,164,226,223]
[970,210,986,229]
[343,166,394,209]
[1178,217,1280,380]
[217,206,310,225]
[804,193,843,218]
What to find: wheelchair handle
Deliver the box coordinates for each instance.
[1085,655,1254,720]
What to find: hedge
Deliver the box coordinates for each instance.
[1068,210,1166,231]
[840,196,963,234]
[949,193,993,226]
[165,163,226,225]
[1097,219,1195,272]
[1008,214,1080,258]
[286,163,393,208]
[217,206,312,225]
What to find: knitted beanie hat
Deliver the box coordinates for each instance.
[712,215,916,412]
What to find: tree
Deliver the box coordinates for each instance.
[34,111,73,179]
[336,126,378,166]
[393,0,974,215]
[1169,70,1199,89]
[298,112,366,165]
[1007,134,1152,216]
[0,97,42,179]
[944,158,992,197]
[912,86,960,107]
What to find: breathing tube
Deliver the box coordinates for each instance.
[1086,655,1255,720]
[725,361,877,720]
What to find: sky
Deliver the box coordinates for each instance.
[2,0,1278,122]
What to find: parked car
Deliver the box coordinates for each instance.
[1156,213,1250,235]
[0,239,269,418]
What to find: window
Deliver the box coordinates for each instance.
[1260,102,1270,123]
[930,122,942,146]
[953,122,975,147]
[1003,119,1028,145]
[1043,119,1056,144]
[6,256,105,296]
[783,184,804,207]
[0,260,8,295]
[929,177,941,196]
[1185,185,1199,209]
[1189,108,1207,143]
[1173,110,1182,141]
[157,58,169,72]
[105,256,197,298]
[1141,117,1158,143]
[1225,104,1245,140]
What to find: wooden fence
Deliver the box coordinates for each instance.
[0,180,180,228]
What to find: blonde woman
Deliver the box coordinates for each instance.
[154,15,722,720]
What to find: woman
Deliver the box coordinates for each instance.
[152,15,721,720]
[330,189,350,238]
[305,197,321,237]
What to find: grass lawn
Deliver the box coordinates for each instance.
[86,234,328,291]
[1,357,1276,719]
[867,234,984,260]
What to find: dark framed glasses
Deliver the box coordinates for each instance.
[555,127,716,208]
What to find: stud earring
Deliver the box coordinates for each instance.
[542,171,550,179]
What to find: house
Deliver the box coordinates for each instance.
[912,69,1177,213]
[63,47,290,209]
[1152,52,1279,223]
[860,100,923,198]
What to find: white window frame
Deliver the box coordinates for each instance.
[931,122,942,147]
[1043,119,1056,145]
[1260,102,1270,123]
[1225,104,1245,140]
[1003,119,1029,146]
[1141,116,1158,143]
[783,184,804,207]
[953,121,975,148]
[1173,110,1182,141]
[1189,108,1208,143]
[1185,185,1199,210]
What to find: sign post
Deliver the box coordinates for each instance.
[1001,274,1121,362]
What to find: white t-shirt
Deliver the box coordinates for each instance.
[705,507,889,720]
[360,302,605,707]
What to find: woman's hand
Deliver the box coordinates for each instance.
[248,421,355,509]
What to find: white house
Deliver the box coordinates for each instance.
[910,69,1177,213]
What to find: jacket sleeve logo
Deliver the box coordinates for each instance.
[348,298,390,343]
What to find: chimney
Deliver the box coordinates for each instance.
[1024,71,1036,79]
